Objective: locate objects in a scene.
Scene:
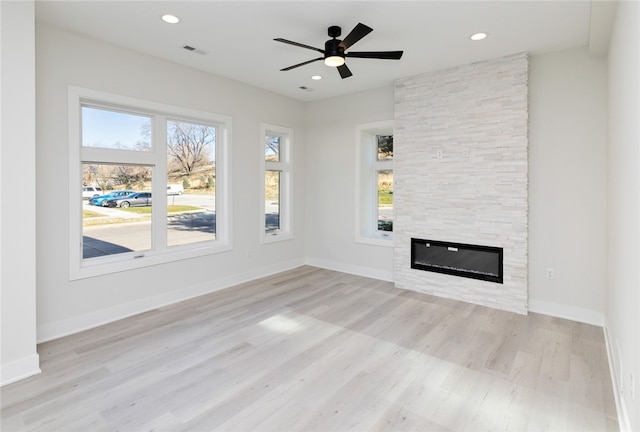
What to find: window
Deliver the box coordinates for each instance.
[166,119,217,248]
[356,121,394,246]
[69,87,231,279]
[260,124,293,243]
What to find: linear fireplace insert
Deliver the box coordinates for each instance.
[411,238,503,284]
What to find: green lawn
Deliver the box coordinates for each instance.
[82,210,103,218]
[378,191,393,206]
[120,205,201,214]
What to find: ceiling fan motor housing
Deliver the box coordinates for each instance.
[324,38,345,60]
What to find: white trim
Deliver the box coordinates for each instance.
[37,258,305,343]
[305,257,394,283]
[528,298,604,326]
[603,323,633,432]
[0,354,40,387]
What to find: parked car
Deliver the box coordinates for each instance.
[167,184,184,195]
[105,192,152,208]
[82,186,103,199]
[89,190,137,206]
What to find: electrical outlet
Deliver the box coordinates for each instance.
[436,148,443,159]
[545,268,555,279]
[463,147,470,158]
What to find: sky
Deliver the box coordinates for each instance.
[82,106,218,162]
[82,106,150,150]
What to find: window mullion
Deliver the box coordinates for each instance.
[153,116,168,252]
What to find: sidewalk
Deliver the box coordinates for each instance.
[83,201,145,226]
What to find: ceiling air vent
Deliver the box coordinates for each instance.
[182,45,207,55]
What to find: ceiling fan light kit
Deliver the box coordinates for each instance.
[324,56,345,67]
[275,23,403,79]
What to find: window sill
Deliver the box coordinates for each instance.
[70,242,232,281]
[260,231,293,244]
[355,235,394,248]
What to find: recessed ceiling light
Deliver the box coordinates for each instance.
[470,32,488,41]
[311,75,322,80]
[162,14,180,24]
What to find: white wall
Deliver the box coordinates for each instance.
[528,47,608,325]
[304,85,395,281]
[0,0,40,385]
[35,24,307,341]
[606,1,640,430]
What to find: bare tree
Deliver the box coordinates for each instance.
[377,135,393,159]
[167,121,215,175]
[113,165,151,187]
[265,135,280,161]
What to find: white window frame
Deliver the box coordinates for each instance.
[260,123,293,243]
[355,120,394,246]
[69,86,232,280]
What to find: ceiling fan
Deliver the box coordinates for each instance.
[274,23,404,79]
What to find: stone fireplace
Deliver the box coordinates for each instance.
[393,53,529,314]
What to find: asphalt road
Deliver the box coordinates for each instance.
[83,193,217,258]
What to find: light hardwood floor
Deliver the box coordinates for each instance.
[1,266,618,431]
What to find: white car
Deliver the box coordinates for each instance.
[167,184,184,195]
[82,186,103,199]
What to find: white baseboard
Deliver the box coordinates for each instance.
[603,323,632,432]
[528,298,604,326]
[37,258,305,343]
[0,354,40,387]
[305,257,394,282]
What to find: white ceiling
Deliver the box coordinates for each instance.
[36,1,604,102]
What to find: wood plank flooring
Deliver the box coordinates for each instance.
[1,266,618,431]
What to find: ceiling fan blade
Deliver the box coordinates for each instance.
[274,38,325,54]
[339,23,373,50]
[280,57,323,71]
[337,63,353,79]
[346,51,404,60]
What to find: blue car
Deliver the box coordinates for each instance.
[89,190,137,206]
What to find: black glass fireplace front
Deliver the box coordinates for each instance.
[411,238,503,284]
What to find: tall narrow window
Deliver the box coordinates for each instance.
[261,124,293,242]
[375,135,394,233]
[70,86,231,280]
[356,121,394,245]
